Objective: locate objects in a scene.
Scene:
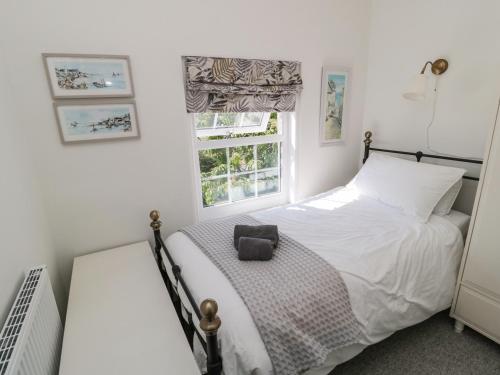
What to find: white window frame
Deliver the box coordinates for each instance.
[195,112,271,138]
[192,113,291,221]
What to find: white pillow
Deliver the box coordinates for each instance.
[348,152,465,222]
[433,179,463,216]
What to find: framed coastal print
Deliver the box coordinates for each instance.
[43,54,134,98]
[319,67,350,145]
[54,100,140,144]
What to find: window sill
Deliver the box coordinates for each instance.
[197,192,288,221]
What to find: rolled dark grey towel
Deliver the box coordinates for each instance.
[233,224,279,250]
[238,237,274,261]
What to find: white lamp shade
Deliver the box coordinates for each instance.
[403,74,428,101]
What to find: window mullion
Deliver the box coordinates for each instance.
[213,113,219,129]
[253,144,258,198]
[226,147,232,203]
[278,142,282,194]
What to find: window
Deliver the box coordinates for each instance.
[192,112,290,219]
[194,112,271,138]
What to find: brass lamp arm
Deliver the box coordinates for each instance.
[420,61,434,74]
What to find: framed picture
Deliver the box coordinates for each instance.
[43,53,134,98]
[319,67,350,145]
[54,100,140,144]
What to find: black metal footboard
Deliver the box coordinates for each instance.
[149,210,222,375]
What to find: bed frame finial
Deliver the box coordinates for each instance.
[200,298,221,333]
[149,210,162,231]
[363,130,372,145]
[149,210,164,274]
[200,299,222,375]
[363,130,373,163]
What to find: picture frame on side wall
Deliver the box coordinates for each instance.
[43,53,134,99]
[54,100,140,144]
[319,66,350,145]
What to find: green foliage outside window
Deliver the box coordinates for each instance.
[199,113,280,207]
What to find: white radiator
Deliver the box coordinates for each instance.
[0,266,62,375]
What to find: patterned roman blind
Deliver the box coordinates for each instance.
[182,56,303,113]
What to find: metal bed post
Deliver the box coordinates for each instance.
[200,299,223,375]
[150,211,178,305]
[362,130,372,163]
[149,210,222,375]
[149,210,164,272]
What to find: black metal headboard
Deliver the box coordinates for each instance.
[362,131,482,181]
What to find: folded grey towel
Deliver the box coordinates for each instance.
[238,237,274,261]
[234,224,279,250]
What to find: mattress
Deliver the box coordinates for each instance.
[444,209,471,238]
[162,187,466,375]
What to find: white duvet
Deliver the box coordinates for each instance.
[163,187,466,375]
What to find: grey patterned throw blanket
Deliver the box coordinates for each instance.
[181,215,360,375]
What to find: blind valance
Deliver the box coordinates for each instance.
[182,56,303,113]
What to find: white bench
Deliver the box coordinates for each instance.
[59,241,200,375]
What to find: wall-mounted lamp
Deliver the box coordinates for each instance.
[402,58,449,101]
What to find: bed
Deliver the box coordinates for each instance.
[148,131,482,375]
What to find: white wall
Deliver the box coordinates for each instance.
[0,49,63,324]
[363,0,500,211]
[0,0,370,294]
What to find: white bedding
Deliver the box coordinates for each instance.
[163,187,466,375]
[443,209,471,239]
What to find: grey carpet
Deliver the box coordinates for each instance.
[331,310,500,375]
